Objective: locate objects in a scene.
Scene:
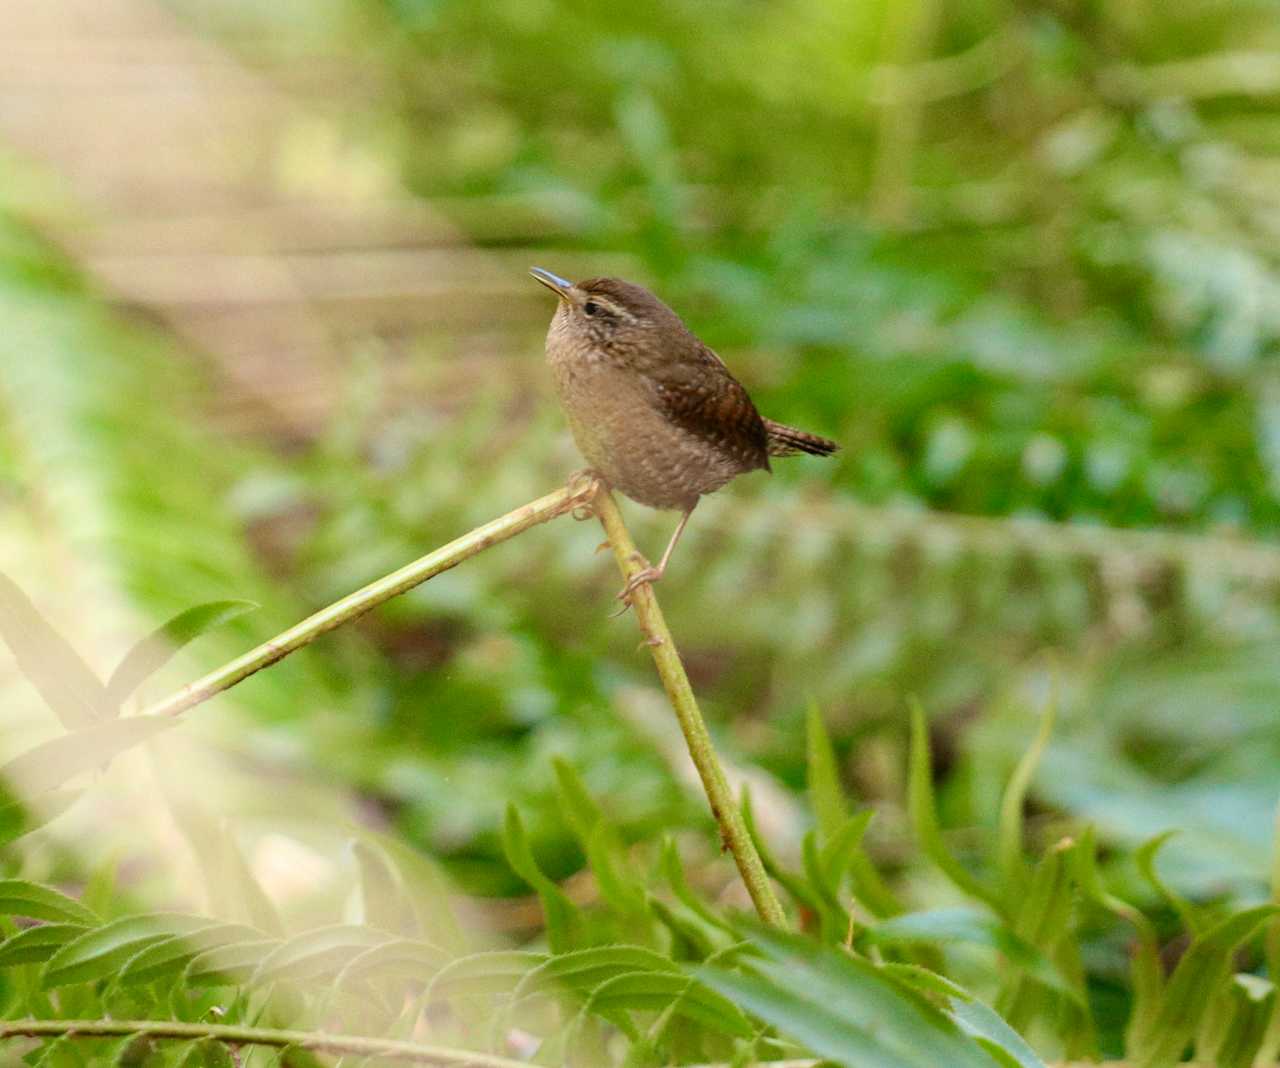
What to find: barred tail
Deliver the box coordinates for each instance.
[763,419,840,458]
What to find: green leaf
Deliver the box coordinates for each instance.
[865,908,1080,1004]
[1,715,176,798]
[1072,826,1162,1047]
[172,1038,235,1068]
[513,944,680,1004]
[801,830,851,943]
[184,938,280,986]
[701,927,999,1068]
[353,840,411,934]
[907,702,1001,912]
[660,838,736,936]
[250,925,397,986]
[426,950,545,1002]
[359,832,463,953]
[0,570,106,727]
[41,912,214,988]
[116,923,265,986]
[949,996,1049,1068]
[819,809,874,890]
[1198,974,1275,1068]
[104,599,257,709]
[1131,904,1280,1068]
[552,757,604,840]
[807,702,849,845]
[0,879,98,925]
[996,701,1054,895]
[331,938,448,988]
[0,788,82,846]
[996,838,1084,1035]
[584,969,756,1039]
[502,804,580,953]
[741,787,823,915]
[1135,830,1201,936]
[105,1033,150,1067]
[0,922,89,967]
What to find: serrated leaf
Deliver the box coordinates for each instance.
[0,570,106,727]
[117,922,265,986]
[353,840,411,934]
[172,1038,235,1068]
[104,600,257,709]
[866,908,1080,1005]
[105,1033,150,1068]
[0,788,82,846]
[1135,830,1201,936]
[184,938,280,986]
[660,838,735,936]
[250,925,396,986]
[513,944,680,1005]
[426,950,545,1002]
[0,879,97,925]
[996,701,1054,895]
[1131,904,1280,1067]
[552,757,603,840]
[503,804,579,953]
[33,1033,86,1067]
[741,787,822,915]
[949,996,1048,1068]
[1198,973,1276,1068]
[702,927,999,1068]
[818,809,874,890]
[801,830,850,943]
[585,969,756,1039]
[41,912,213,988]
[360,832,463,952]
[550,762,640,919]
[332,938,448,988]
[1072,826,1162,1048]
[1,715,176,798]
[807,702,849,845]
[908,702,1002,913]
[0,922,89,967]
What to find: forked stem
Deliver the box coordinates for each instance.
[137,476,785,927]
[592,485,787,928]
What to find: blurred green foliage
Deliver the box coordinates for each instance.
[6,0,1280,1060]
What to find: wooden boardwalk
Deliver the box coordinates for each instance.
[0,0,585,436]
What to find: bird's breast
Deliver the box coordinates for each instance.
[546,347,747,510]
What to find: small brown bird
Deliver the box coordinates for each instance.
[531,267,838,599]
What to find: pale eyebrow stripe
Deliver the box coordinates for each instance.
[586,296,633,320]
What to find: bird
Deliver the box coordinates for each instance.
[530,267,839,601]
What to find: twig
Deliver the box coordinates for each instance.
[592,486,787,929]
[141,482,595,718]
[0,1019,529,1066]
[131,475,785,927]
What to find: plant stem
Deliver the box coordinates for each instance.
[592,486,787,929]
[141,482,595,719]
[0,1019,530,1066]
[133,474,784,927]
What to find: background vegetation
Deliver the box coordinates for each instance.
[4,0,1280,1063]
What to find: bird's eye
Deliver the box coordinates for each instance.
[583,301,600,317]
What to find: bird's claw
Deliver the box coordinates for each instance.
[567,469,603,519]
[616,566,663,602]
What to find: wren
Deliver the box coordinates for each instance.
[531,267,839,600]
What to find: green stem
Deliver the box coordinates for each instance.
[592,486,787,929]
[0,1018,529,1066]
[141,482,594,718]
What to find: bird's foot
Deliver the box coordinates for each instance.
[616,564,664,602]
[567,469,603,520]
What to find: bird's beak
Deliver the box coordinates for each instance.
[529,266,575,301]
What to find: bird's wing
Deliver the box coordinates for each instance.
[645,341,771,470]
